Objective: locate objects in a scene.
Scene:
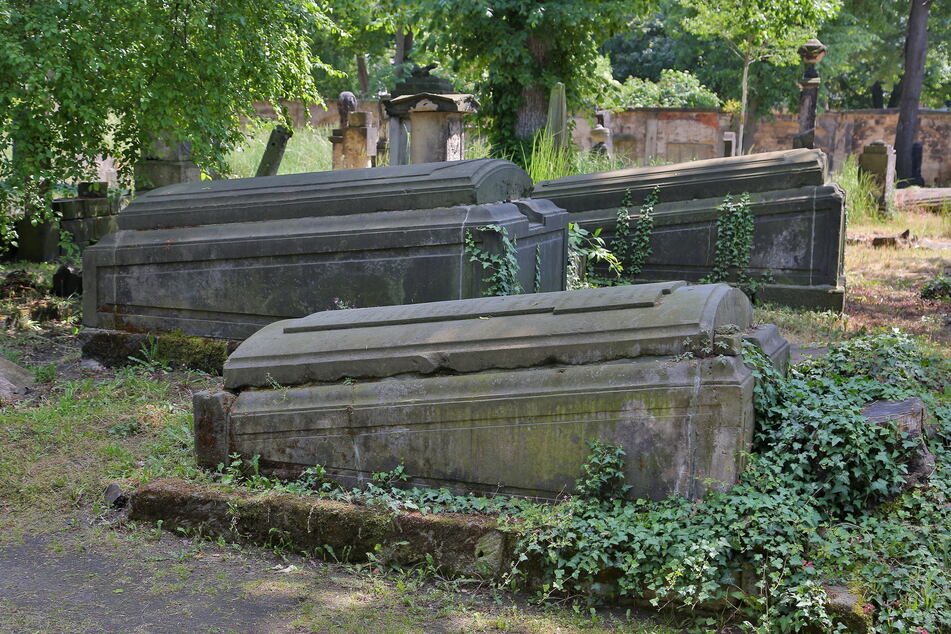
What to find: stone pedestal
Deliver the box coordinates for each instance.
[195,281,785,501]
[386,94,478,164]
[858,140,896,214]
[330,112,379,170]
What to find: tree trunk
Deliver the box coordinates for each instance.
[737,58,751,155]
[515,34,550,139]
[870,81,884,109]
[895,0,931,184]
[356,54,369,95]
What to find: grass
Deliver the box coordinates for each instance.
[225,125,334,178]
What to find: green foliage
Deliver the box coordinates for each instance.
[464,225,522,296]
[613,187,658,278]
[567,223,622,289]
[410,0,652,152]
[608,70,721,110]
[921,275,951,302]
[0,0,333,242]
[31,362,56,383]
[573,441,631,501]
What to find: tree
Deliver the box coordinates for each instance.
[817,0,949,110]
[895,0,932,185]
[408,0,653,153]
[0,0,335,244]
[678,0,842,152]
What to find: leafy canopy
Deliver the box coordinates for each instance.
[680,0,843,65]
[0,0,333,242]
[407,0,654,151]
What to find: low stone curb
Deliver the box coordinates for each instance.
[129,478,512,579]
[130,479,871,631]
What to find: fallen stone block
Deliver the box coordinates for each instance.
[83,159,567,340]
[129,478,512,579]
[0,356,34,405]
[197,281,784,502]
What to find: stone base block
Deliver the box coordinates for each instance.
[757,283,845,312]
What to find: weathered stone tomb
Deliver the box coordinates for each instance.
[83,159,567,340]
[534,148,846,310]
[195,281,788,501]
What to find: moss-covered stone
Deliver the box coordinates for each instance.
[154,331,231,375]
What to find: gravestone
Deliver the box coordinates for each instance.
[386,93,478,163]
[83,159,567,340]
[858,140,896,214]
[535,149,846,311]
[195,281,789,501]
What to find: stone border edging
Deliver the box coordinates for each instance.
[129,478,512,579]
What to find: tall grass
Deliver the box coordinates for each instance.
[519,131,630,182]
[833,154,887,224]
[226,126,333,178]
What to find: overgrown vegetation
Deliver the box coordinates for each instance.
[606,69,721,110]
[567,224,622,289]
[464,224,522,296]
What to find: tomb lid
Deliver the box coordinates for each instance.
[534,148,827,213]
[118,159,533,231]
[224,281,752,390]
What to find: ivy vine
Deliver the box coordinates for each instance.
[613,186,658,278]
[701,193,773,299]
[464,224,522,297]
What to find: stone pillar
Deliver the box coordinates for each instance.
[385,94,478,164]
[793,39,827,150]
[858,140,896,214]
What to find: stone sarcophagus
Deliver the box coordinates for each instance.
[83,160,567,340]
[195,281,787,501]
[534,149,846,311]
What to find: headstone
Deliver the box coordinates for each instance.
[195,281,785,501]
[858,140,896,214]
[384,66,477,164]
[83,159,568,340]
[547,82,568,149]
[534,149,845,311]
[0,356,34,405]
